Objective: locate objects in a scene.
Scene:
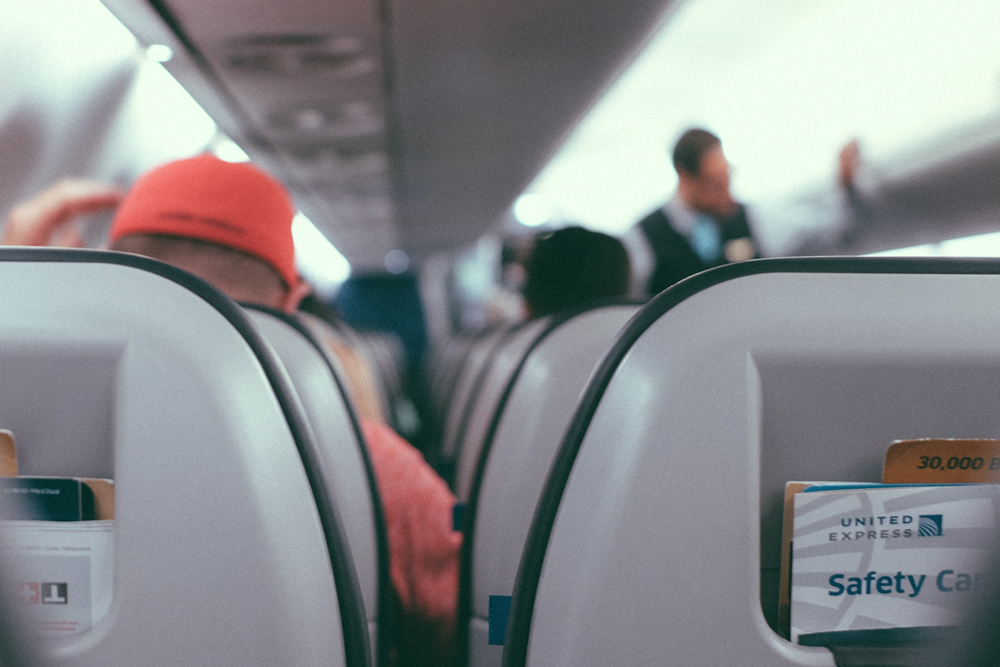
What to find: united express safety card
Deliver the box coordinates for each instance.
[790,483,1000,642]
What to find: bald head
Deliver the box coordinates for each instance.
[111,233,306,310]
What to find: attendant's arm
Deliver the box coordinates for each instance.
[3,179,122,247]
[836,139,875,245]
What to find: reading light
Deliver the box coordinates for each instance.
[293,108,327,132]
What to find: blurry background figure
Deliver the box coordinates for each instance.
[335,273,429,446]
[482,235,532,324]
[521,225,631,318]
[624,128,872,300]
[625,128,759,298]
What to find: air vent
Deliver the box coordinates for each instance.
[268,102,384,139]
[231,34,329,48]
[272,137,388,162]
[300,51,375,76]
[227,52,277,72]
[301,172,390,199]
[225,34,372,77]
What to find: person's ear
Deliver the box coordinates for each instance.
[281,280,312,313]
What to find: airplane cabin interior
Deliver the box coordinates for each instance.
[1,1,1000,666]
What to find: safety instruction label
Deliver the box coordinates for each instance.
[0,520,113,636]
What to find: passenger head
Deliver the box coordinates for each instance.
[521,225,630,318]
[672,128,735,217]
[108,154,309,311]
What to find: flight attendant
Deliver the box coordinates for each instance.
[626,128,758,298]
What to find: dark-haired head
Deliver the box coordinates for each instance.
[521,225,630,318]
[672,128,735,217]
[672,128,721,177]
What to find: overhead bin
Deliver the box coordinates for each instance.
[0,248,367,667]
[458,303,639,667]
[503,257,1000,667]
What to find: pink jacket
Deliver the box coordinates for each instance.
[361,419,462,634]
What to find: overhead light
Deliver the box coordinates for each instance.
[329,36,364,56]
[293,108,327,132]
[514,193,552,227]
[269,103,384,139]
[384,249,410,274]
[145,44,173,63]
[341,101,372,118]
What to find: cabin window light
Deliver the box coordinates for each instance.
[145,44,173,63]
[514,193,552,227]
[385,249,410,274]
[292,213,351,296]
[211,136,251,163]
[870,230,1000,258]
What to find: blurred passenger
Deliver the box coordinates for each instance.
[521,225,631,317]
[3,155,460,666]
[297,292,392,425]
[624,128,759,299]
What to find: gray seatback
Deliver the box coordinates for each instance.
[429,336,475,422]
[440,327,513,463]
[453,318,551,502]
[298,312,395,426]
[464,305,638,667]
[246,308,385,663]
[505,258,1000,667]
[0,249,353,667]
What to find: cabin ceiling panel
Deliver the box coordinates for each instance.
[388,0,677,257]
[101,0,676,266]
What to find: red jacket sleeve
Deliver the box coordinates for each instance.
[361,419,462,633]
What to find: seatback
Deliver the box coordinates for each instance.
[948,535,1000,667]
[438,326,516,472]
[0,248,367,667]
[504,258,1000,667]
[244,306,392,667]
[459,304,639,667]
[428,335,475,423]
[0,544,44,667]
[453,317,551,501]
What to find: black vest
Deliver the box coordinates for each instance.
[639,204,757,296]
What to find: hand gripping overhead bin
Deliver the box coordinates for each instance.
[503,257,1000,667]
[0,248,368,667]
